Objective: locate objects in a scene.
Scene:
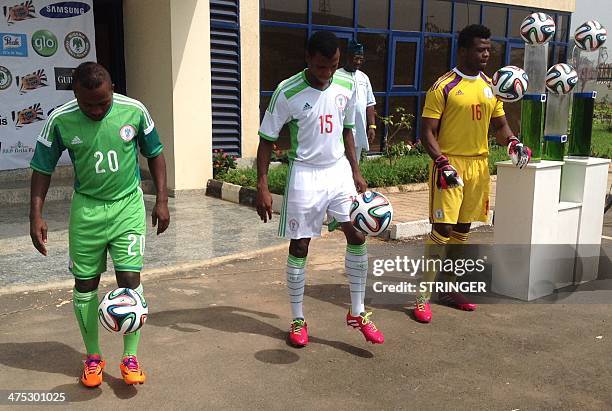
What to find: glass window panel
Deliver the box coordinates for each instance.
[556,14,569,42]
[483,41,505,78]
[388,96,418,142]
[454,2,480,33]
[368,97,386,152]
[421,37,452,90]
[312,0,353,27]
[483,6,507,37]
[393,41,417,86]
[338,36,350,61]
[502,101,521,138]
[260,0,307,23]
[509,8,529,38]
[425,0,452,33]
[550,45,567,64]
[392,0,421,31]
[358,0,388,29]
[509,45,524,67]
[359,33,388,91]
[260,27,307,91]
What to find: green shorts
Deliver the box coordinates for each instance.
[69,188,146,279]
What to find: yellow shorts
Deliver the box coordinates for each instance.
[429,155,490,224]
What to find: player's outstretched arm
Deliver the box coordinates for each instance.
[343,128,367,193]
[256,138,274,223]
[29,171,51,256]
[148,153,170,235]
[491,115,531,169]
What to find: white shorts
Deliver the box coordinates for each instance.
[279,157,357,239]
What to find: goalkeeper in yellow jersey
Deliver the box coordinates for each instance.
[414,24,531,323]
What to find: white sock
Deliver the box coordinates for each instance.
[346,243,368,316]
[287,255,306,320]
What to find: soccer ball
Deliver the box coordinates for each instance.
[98,288,148,334]
[491,66,529,103]
[574,20,607,51]
[350,191,393,236]
[545,63,578,94]
[520,12,556,44]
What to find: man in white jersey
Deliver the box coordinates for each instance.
[336,39,376,162]
[256,31,384,347]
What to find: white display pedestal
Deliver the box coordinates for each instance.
[492,158,609,301]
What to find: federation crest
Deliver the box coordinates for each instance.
[64,31,90,59]
[0,66,12,90]
[119,124,136,142]
[288,219,299,232]
[335,94,348,110]
[483,86,494,99]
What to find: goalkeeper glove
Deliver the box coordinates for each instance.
[434,155,464,189]
[507,137,531,169]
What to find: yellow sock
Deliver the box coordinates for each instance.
[418,230,449,301]
[442,231,469,283]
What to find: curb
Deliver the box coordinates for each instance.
[207,179,497,240]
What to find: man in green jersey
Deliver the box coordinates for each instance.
[29,62,170,388]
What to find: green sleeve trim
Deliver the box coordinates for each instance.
[258,131,278,141]
[30,163,53,175]
[143,145,163,159]
[284,81,309,100]
[343,124,355,129]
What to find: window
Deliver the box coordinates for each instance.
[260,26,307,91]
[312,0,353,27]
[358,0,388,29]
[508,8,527,39]
[393,41,417,87]
[483,5,507,38]
[556,14,569,42]
[260,0,307,23]
[454,2,480,33]
[388,96,418,141]
[360,33,388,91]
[392,0,421,31]
[425,0,452,33]
[483,41,505,78]
[421,37,452,89]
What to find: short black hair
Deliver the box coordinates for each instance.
[72,62,111,90]
[458,24,491,49]
[307,30,339,59]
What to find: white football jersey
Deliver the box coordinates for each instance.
[336,67,376,150]
[259,69,356,167]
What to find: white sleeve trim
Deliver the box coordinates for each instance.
[37,135,52,147]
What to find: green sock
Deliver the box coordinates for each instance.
[122,284,144,357]
[73,288,101,356]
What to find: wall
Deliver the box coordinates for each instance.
[479,0,575,12]
[123,0,212,194]
[240,0,261,160]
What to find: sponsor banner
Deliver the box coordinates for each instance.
[0,0,95,170]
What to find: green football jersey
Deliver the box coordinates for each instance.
[31,93,163,201]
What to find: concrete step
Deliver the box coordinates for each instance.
[0,175,156,204]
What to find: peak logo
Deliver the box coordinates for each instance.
[0,33,28,57]
[40,2,90,18]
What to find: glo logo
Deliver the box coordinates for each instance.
[31,30,58,57]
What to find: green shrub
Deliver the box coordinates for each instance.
[217,147,517,192]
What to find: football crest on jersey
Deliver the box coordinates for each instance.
[335,94,348,110]
[483,86,494,99]
[119,124,136,142]
[288,219,299,232]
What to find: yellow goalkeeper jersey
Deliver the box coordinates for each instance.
[422,68,505,157]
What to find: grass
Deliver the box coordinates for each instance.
[591,123,612,159]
